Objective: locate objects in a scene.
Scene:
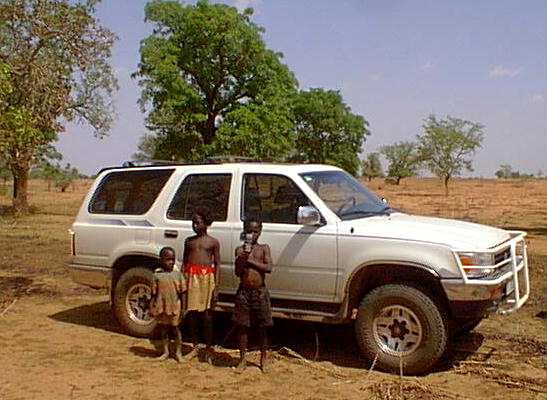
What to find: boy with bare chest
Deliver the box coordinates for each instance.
[182,206,220,363]
[233,218,273,372]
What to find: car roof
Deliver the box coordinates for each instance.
[97,162,342,176]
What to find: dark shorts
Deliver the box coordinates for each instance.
[232,286,273,328]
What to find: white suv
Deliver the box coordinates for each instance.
[68,162,530,374]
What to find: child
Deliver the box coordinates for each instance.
[182,206,220,364]
[149,246,187,362]
[233,218,273,372]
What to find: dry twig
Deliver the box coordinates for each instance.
[0,298,17,318]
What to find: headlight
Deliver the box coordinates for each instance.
[457,252,494,266]
[457,252,495,279]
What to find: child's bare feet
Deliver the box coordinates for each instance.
[260,351,269,373]
[234,357,247,373]
[156,340,169,361]
[181,346,198,362]
[174,340,184,363]
[203,346,215,365]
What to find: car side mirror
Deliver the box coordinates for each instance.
[297,206,321,226]
[381,197,388,204]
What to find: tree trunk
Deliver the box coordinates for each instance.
[12,162,30,212]
[396,177,401,185]
[443,175,450,196]
[203,112,217,146]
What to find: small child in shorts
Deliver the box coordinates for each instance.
[182,206,220,363]
[233,217,273,372]
[149,246,187,362]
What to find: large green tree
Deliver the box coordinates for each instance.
[380,141,420,185]
[0,0,117,211]
[134,0,297,162]
[418,115,484,194]
[291,88,369,175]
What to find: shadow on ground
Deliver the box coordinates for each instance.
[48,301,482,373]
[49,301,123,335]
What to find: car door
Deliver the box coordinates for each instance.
[158,172,236,291]
[234,173,338,302]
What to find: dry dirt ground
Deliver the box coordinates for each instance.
[0,178,545,400]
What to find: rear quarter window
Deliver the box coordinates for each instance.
[89,169,175,215]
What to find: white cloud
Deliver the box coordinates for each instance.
[531,93,545,103]
[489,65,522,78]
[234,0,261,14]
[419,61,434,72]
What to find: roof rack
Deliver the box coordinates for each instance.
[203,156,262,164]
[96,156,265,175]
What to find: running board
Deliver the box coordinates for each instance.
[214,301,342,323]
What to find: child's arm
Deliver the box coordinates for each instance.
[151,276,157,296]
[211,238,221,305]
[234,246,247,277]
[213,238,221,283]
[246,245,272,273]
[182,238,189,265]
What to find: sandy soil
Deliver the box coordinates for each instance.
[0,178,545,400]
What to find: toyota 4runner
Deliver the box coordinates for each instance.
[67,162,530,374]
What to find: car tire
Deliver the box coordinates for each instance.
[355,284,448,375]
[112,267,157,337]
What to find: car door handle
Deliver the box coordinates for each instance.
[164,230,178,238]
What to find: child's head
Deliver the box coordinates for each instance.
[159,247,176,271]
[243,217,262,244]
[192,206,213,235]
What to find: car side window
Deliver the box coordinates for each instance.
[242,174,311,224]
[89,169,175,215]
[167,173,232,221]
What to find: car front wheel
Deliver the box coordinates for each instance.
[355,284,448,375]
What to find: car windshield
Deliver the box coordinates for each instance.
[299,170,390,220]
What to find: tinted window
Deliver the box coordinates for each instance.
[89,169,174,215]
[242,174,311,224]
[167,174,232,221]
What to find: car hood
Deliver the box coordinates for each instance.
[339,212,510,250]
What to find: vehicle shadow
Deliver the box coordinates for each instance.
[49,300,123,335]
[434,332,486,373]
[49,301,484,373]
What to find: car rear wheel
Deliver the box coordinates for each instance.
[112,267,156,337]
[355,284,448,375]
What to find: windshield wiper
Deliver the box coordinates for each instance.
[339,210,389,219]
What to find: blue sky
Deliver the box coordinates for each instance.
[58,0,547,177]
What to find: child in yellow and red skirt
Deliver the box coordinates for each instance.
[182,206,220,364]
[149,246,187,362]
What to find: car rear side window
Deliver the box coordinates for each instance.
[89,169,175,215]
[167,174,232,221]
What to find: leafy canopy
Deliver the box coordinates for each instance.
[0,0,117,210]
[291,88,369,175]
[380,141,420,184]
[417,115,484,191]
[361,152,383,181]
[134,0,297,161]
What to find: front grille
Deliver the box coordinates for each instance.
[494,247,511,265]
[474,264,512,280]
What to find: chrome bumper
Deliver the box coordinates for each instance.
[67,263,111,289]
[444,231,530,314]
